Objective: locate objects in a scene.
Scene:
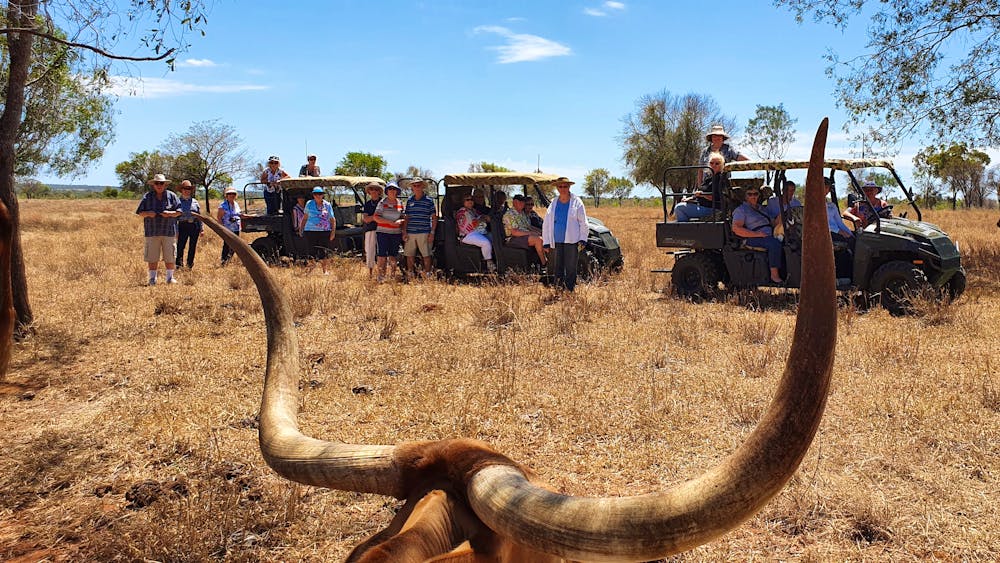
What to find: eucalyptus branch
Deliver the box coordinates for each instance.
[0,27,175,61]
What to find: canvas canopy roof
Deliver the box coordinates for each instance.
[442,172,564,186]
[725,159,896,173]
[277,176,386,190]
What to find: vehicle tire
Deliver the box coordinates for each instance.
[946,268,967,301]
[578,249,602,280]
[871,260,929,316]
[251,236,280,265]
[671,253,721,298]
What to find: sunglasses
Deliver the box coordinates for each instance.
[308,157,316,161]
[746,192,760,196]
[463,198,473,201]
[153,181,166,185]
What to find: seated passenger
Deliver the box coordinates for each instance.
[455,194,496,272]
[765,180,803,221]
[732,186,783,284]
[843,180,890,229]
[471,189,490,215]
[504,195,547,266]
[675,152,725,222]
[824,178,854,244]
[524,196,544,231]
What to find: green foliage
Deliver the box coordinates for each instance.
[745,104,797,162]
[583,168,610,208]
[15,179,50,198]
[608,176,634,205]
[620,91,736,190]
[163,119,249,192]
[115,150,174,194]
[335,151,392,180]
[101,187,119,198]
[467,162,513,173]
[778,0,1000,146]
[1,11,115,178]
[913,143,992,208]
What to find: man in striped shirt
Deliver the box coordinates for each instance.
[403,178,437,279]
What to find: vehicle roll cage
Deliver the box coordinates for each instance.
[659,160,922,234]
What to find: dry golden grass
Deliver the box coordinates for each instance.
[1,200,998,561]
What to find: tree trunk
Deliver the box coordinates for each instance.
[0,1,39,336]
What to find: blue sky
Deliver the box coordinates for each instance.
[39,1,949,194]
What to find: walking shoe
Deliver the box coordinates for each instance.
[166,278,178,284]
[148,279,156,286]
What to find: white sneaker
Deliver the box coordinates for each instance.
[166,278,178,284]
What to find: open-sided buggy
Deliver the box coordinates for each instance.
[655,159,965,314]
[436,172,624,278]
[241,175,386,264]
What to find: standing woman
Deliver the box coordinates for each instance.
[373,183,406,282]
[175,180,203,269]
[300,187,336,274]
[362,181,384,277]
[217,187,242,265]
[542,177,589,292]
[260,155,289,215]
[698,125,748,184]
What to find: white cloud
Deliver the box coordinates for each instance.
[106,76,269,99]
[585,2,625,16]
[178,58,219,68]
[474,26,571,64]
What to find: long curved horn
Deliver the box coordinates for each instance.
[196,216,410,498]
[464,119,837,561]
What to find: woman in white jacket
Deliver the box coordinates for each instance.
[542,177,589,291]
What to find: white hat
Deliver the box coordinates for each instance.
[147,174,169,185]
[705,125,731,142]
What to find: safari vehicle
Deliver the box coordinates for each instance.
[655,159,966,315]
[437,172,624,278]
[241,175,386,264]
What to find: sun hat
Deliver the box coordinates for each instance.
[409,177,425,185]
[862,180,882,193]
[179,180,193,190]
[553,176,575,186]
[224,187,237,195]
[385,182,401,194]
[705,125,731,142]
[312,187,325,194]
[148,174,169,185]
[267,155,280,163]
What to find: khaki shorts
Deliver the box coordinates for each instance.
[144,236,177,264]
[403,232,432,257]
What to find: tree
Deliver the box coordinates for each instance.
[163,120,249,212]
[395,165,434,180]
[583,168,610,208]
[1,12,115,178]
[0,0,208,334]
[745,104,797,181]
[15,178,47,198]
[608,176,634,205]
[115,150,174,194]
[335,151,392,181]
[620,91,736,194]
[468,161,513,173]
[778,0,1000,146]
[913,143,991,209]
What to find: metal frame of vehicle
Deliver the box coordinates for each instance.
[655,158,965,314]
[241,175,386,263]
[437,172,624,278]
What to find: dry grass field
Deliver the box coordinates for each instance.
[1,199,998,562]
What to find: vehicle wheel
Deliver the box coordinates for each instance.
[578,249,602,280]
[671,253,721,298]
[250,236,280,265]
[946,268,967,301]
[871,260,929,316]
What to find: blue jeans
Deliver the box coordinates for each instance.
[674,202,714,222]
[553,242,580,291]
[744,236,782,269]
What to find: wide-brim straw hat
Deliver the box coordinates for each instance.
[705,125,731,142]
[148,174,169,185]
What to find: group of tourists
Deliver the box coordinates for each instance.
[135,156,590,292]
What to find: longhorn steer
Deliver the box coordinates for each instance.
[197,119,837,562]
